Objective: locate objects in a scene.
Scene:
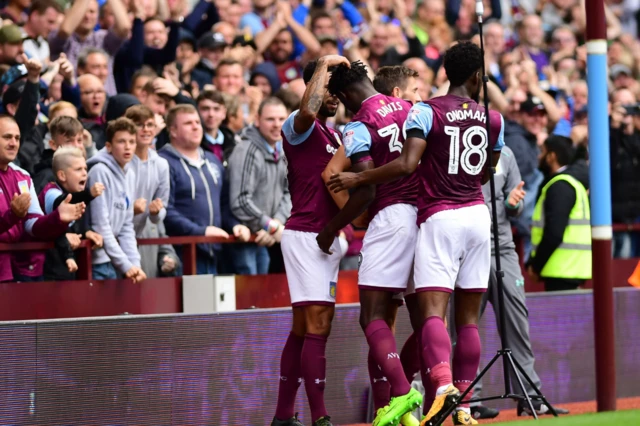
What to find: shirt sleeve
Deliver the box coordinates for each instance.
[343,121,372,158]
[282,110,315,146]
[404,103,434,139]
[494,112,505,152]
[44,187,64,214]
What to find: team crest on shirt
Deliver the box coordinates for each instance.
[379,99,386,105]
[329,281,337,298]
[18,180,29,194]
[462,103,469,109]
[344,130,355,148]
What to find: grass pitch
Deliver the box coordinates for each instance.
[494,409,640,426]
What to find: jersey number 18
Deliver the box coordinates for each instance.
[445,125,488,176]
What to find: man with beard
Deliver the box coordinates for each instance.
[0,24,25,65]
[326,42,504,426]
[526,136,591,292]
[270,56,349,426]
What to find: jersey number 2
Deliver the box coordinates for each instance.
[445,125,488,175]
[378,123,406,154]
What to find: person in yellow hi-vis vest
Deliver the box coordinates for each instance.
[527,136,592,291]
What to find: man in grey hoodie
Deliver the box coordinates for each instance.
[87,117,146,283]
[126,105,180,278]
[228,97,292,275]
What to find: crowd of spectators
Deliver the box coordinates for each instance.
[0,0,639,283]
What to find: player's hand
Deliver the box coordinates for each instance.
[507,181,526,208]
[148,198,164,216]
[316,228,335,255]
[125,266,147,283]
[66,233,82,250]
[527,265,540,283]
[205,226,230,239]
[319,55,351,69]
[233,224,251,242]
[255,229,276,247]
[85,230,103,249]
[160,255,177,274]
[11,192,31,218]
[91,182,105,198]
[352,211,369,228]
[66,258,78,273]
[327,172,360,193]
[58,195,85,223]
[134,198,147,215]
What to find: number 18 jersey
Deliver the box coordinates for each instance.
[343,94,418,220]
[405,95,505,225]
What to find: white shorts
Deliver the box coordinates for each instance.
[358,204,418,292]
[414,204,491,293]
[281,229,343,306]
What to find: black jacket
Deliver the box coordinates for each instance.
[32,149,55,194]
[610,126,640,223]
[527,164,589,276]
[17,122,48,176]
[43,187,96,281]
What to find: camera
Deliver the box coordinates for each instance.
[623,104,640,116]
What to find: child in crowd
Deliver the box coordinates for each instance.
[87,117,146,283]
[33,116,88,193]
[39,147,104,280]
[125,105,180,278]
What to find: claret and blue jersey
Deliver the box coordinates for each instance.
[403,95,506,224]
[342,93,419,220]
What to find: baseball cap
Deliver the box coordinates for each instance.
[2,80,26,106]
[520,95,546,113]
[610,63,632,79]
[197,32,228,50]
[0,24,27,44]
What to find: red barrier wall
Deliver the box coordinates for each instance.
[0,278,182,321]
[0,261,636,320]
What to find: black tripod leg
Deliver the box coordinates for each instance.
[429,352,503,426]
[506,352,538,420]
[510,353,559,417]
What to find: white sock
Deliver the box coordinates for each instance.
[436,384,452,396]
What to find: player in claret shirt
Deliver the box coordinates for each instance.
[316,61,423,426]
[327,42,506,426]
[271,55,350,426]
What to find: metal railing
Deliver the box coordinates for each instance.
[0,223,637,281]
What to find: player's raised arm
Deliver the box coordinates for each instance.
[294,55,351,134]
